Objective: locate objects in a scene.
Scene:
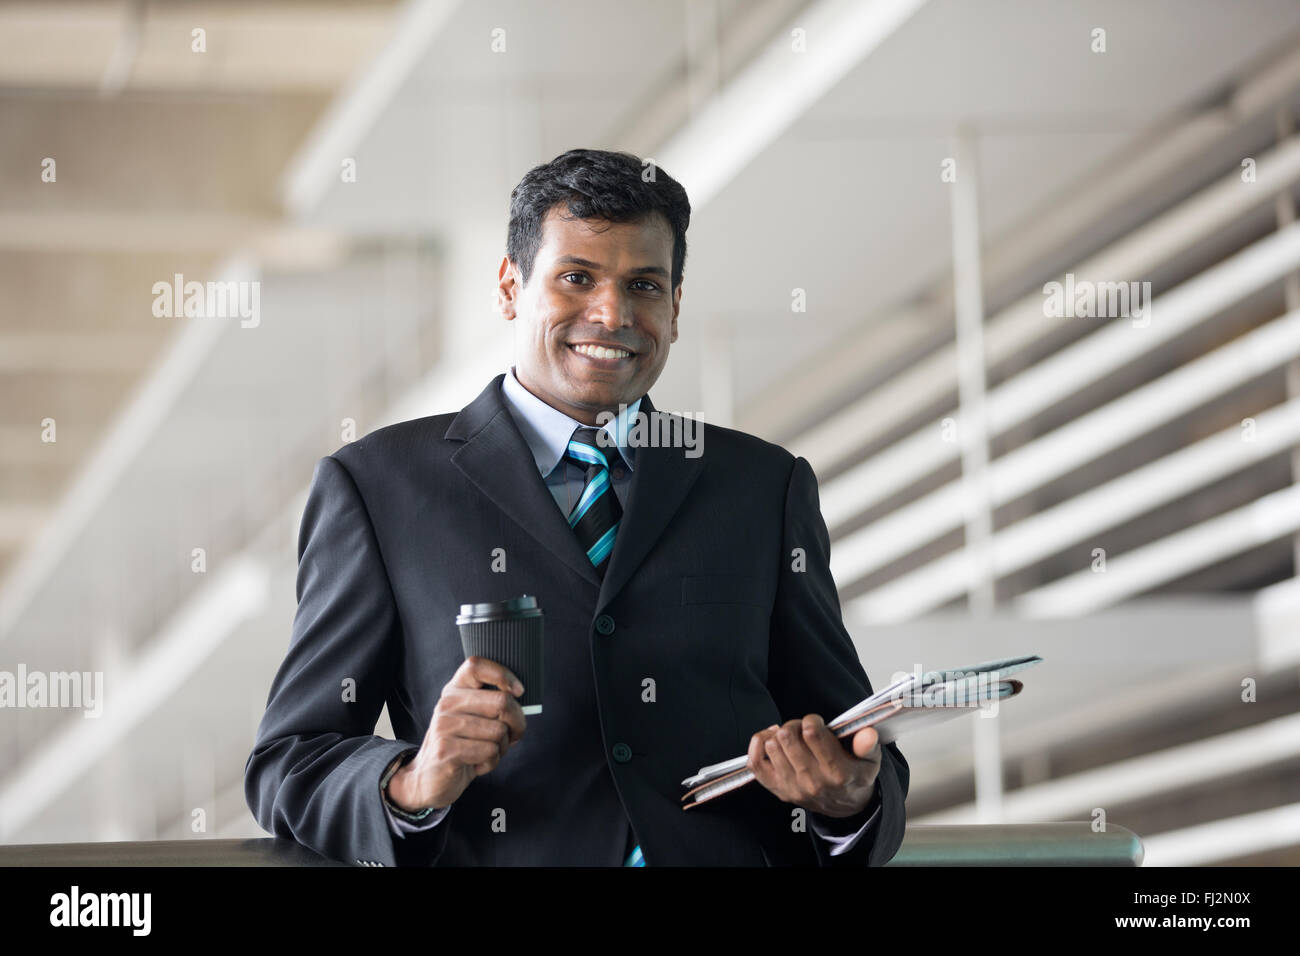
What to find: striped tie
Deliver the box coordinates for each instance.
[564,426,643,866]
[563,425,623,577]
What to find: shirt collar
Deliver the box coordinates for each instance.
[500,365,640,478]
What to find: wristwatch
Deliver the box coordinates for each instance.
[381,749,435,822]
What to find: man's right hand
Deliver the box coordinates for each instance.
[386,656,527,814]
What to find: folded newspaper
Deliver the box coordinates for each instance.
[680,654,1043,809]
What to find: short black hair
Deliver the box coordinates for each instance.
[506,148,691,291]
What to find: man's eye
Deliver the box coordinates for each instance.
[561,273,658,292]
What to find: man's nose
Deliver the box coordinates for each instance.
[587,284,634,328]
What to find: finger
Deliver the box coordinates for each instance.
[435,712,515,756]
[774,719,821,780]
[441,736,505,774]
[449,656,524,696]
[747,727,778,786]
[763,731,797,785]
[799,714,851,780]
[436,687,528,742]
[851,726,882,762]
[457,655,525,695]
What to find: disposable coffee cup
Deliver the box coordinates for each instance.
[456,594,544,715]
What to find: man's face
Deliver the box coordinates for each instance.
[497,207,681,425]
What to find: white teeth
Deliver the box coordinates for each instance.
[572,344,631,359]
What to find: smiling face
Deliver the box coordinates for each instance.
[497,207,681,425]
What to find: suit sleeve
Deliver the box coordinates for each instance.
[243,454,452,866]
[766,454,909,867]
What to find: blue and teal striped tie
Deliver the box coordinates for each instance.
[564,426,643,866]
[564,426,623,577]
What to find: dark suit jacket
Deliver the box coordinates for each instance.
[244,373,908,866]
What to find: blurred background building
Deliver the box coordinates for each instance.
[2,0,1299,865]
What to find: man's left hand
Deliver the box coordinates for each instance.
[747,714,881,818]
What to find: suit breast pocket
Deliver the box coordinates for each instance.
[680,573,770,610]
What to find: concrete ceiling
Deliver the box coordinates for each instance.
[0,0,395,91]
[0,2,397,587]
[304,0,1300,412]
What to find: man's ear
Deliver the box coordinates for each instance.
[670,282,682,343]
[497,255,519,320]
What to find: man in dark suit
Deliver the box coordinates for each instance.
[244,148,908,866]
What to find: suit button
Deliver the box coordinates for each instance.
[595,614,615,635]
[612,742,632,763]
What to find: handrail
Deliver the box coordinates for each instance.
[889,823,1143,866]
[0,822,1142,866]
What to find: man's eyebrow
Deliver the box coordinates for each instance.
[555,255,669,278]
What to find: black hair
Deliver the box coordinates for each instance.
[506,148,691,291]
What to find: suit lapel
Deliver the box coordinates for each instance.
[445,375,704,609]
[597,392,703,609]
[446,374,602,589]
